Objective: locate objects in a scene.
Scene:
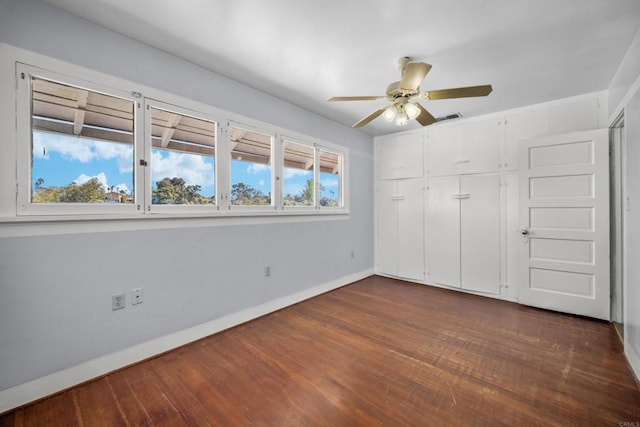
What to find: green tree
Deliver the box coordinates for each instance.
[300,178,314,205]
[153,177,208,204]
[59,178,106,203]
[231,182,270,205]
[32,178,106,203]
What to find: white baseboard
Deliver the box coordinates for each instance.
[0,269,373,414]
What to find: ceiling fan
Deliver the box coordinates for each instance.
[328,57,493,128]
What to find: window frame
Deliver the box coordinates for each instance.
[13,56,349,220]
[16,63,143,216]
[317,146,345,210]
[280,136,318,212]
[144,98,221,215]
[226,120,277,213]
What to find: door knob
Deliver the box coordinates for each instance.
[520,228,529,235]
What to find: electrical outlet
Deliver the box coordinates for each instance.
[112,292,125,311]
[132,287,143,305]
[264,265,271,277]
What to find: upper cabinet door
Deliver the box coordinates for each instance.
[459,118,502,174]
[505,109,547,171]
[426,125,460,177]
[375,132,424,180]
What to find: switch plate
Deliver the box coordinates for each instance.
[132,287,143,305]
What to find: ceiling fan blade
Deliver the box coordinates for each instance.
[419,84,493,100]
[399,62,432,91]
[327,96,384,101]
[414,103,437,126]
[353,106,387,128]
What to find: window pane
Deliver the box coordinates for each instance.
[230,126,272,206]
[283,141,314,206]
[319,150,342,207]
[150,108,216,205]
[31,77,134,204]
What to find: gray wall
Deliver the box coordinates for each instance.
[0,0,373,391]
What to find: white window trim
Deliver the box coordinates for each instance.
[8,45,349,223]
[226,120,277,213]
[16,62,142,216]
[144,98,222,215]
[317,145,346,210]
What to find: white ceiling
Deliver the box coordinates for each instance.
[43,0,640,136]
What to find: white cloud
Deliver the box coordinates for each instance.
[75,172,108,187]
[246,163,270,174]
[283,167,312,179]
[113,183,130,193]
[151,151,214,188]
[320,178,339,188]
[258,179,265,186]
[33,132,133,164]
[284,183,304,197]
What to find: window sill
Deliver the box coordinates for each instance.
[0,209,350,237]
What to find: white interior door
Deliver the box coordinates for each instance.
[461,175,501,294]
[518,129,610,320]
[426,176,461,287]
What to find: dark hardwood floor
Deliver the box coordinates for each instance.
[2,275,639,426]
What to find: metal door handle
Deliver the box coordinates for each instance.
[520,228,529,235]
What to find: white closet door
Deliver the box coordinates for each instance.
[376,180,399,276]
[460,175,501,294]
[459,119,501,174]
[426,176,461,287]
[398,179,425,281]
[427,126,460,177]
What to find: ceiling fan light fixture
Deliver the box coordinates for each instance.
[383,105,397,121]
[404,102,420,120]
[394,109,409,126]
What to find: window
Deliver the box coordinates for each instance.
[16,60,347,218]
[282,140,315,207]
[318,149,342,208]
[149,105,216,207]
[229,124,273,207]
[29,76,135,205]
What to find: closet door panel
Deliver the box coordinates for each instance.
[376,180,399,276]
[376,132,424,179]
[427,126,460,177]
[426,176,461,287]
[460,175,501,294]
[459,119,501,174]
[398,179,425,281]
[505,109,547,171]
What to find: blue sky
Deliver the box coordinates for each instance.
[32,132,339,201]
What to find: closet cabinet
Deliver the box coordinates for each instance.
[375,132,423,180]
[427,118,502,176]
[376,178,424,281]
[426,174,500,294]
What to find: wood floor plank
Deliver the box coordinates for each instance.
[1,275,639,426]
